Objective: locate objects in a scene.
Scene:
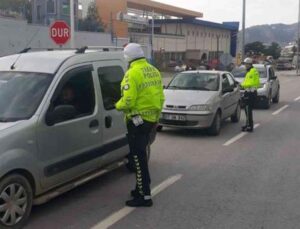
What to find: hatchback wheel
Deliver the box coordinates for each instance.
[207,111,221,136]
[263,94,272,109]
[0,174,33,229]
[272,89,280,103]
[231,102,241,123]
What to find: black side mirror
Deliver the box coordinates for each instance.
[163,85,166,89]
[46,105,77,126]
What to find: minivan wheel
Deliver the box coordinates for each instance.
[126,144,151,173]
[207,111,221,136]
[0,174,33,229]
[231,102,241,123]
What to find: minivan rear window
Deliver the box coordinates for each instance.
[0,71,53,122]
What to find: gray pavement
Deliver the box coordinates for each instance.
[25,70,300,229]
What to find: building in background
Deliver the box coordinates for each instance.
[31,0,79,26]
[95,0,238,69]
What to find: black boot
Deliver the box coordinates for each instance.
[241,125,248,131]
[130,189,140,198]
[126,197,153,207]
[246,126,253,132]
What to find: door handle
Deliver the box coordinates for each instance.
[105,116,112,128]
[89,120,99,128]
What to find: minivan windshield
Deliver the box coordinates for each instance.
[231,66,267,78]
[167,72,220,91]
[0,72,53,122]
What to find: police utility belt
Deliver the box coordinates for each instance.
[131,115,144,126]
[244,88,257,92]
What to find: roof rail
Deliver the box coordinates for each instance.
[17,46,124,55]
[77,46,123,53]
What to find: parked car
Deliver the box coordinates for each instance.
[0,48,152,228]
[231,64,280,109]
[276,58,293,70]
[158,70,241,135]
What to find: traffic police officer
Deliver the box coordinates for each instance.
[116,43,165,207]
[241,57,260,132]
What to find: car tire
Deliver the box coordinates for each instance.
[263,94,272,109]
[0,174,33,229]
[272,89,280,103]
[126,144,151,173]
[231,102,241,123]
[207,111,221,136]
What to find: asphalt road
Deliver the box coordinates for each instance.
[25,70,300,229]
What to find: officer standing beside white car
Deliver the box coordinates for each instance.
[240,58,260,132]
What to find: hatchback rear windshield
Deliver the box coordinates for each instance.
[0,72,53,122]
[167,72,220,91]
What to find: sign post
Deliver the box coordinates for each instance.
[49,20,71,46]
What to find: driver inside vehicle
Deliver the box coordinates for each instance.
[57,84,81,114]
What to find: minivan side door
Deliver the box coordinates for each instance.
[36,64,103,189]
[93,60,129,165]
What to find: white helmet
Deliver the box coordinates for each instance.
[243,57,253,64]
[123,43,145,62]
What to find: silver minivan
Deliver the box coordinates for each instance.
[0,49,137,228]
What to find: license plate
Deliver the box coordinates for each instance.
[163,114,186,121]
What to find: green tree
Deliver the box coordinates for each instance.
[78,2,104,32]
[245,41,266,55]
[265,42,281,59]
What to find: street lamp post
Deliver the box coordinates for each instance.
[297,0,300,75]
[151,10,154,64]
[70,0,75,48]
[241,0,246,61]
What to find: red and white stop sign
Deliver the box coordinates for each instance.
[50,21,71,46]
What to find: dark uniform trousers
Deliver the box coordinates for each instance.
[243,90,257,129]
[127,120,156,198]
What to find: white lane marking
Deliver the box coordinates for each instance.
[223,124,260,146]
[91,174,183,229]
[272,105,289,115]
[294,96,300,101]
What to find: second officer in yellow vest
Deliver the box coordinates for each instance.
[116,43,164,207]
[241,57,260,132]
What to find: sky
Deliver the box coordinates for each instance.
[155,0,299,28]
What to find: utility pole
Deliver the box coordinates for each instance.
[241,0,246,61]
[151,10,155,64]
[297,0,300,75]
[70,0,75,48]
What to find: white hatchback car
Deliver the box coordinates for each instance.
[158,71,241,135]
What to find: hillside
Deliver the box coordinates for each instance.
[243,23,298,45]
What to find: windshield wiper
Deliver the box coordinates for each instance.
[0,117,23,122]
[185,87,210,91]
[167,86,184,89]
